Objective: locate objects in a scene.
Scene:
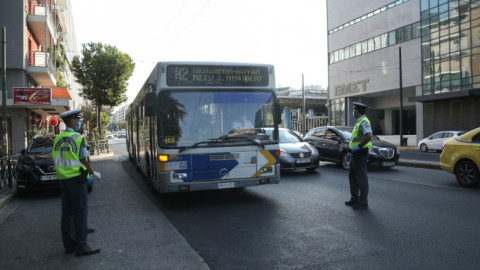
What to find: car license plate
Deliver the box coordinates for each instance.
[296,158,311,163]
[382,161,395,166]
[41,175,58,181]
[218,182,235,189]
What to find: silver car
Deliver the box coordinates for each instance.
[418,131,465,152]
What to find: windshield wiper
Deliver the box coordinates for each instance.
[216,135,265,149]
[178,139,217,153]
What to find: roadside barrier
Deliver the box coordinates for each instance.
[0,154,19,190]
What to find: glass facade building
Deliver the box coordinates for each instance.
[420,0,480,94]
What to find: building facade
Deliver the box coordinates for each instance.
[327,0,480,143]
[0,0,82,154]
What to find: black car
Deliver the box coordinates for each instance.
[16,136,93,194]
[304,126,400,170]
[264,128,320,172]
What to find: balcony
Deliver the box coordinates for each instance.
[27,51,57,87]
[26,0,57,46]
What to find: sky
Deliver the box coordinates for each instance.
[71,0,328,107]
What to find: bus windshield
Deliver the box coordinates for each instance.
[157,91,277,148]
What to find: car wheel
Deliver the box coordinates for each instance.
[420,144,428,152]
[455,160,480,188]
[340,152,350,170]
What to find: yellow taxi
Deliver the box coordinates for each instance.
[440,127,480,187]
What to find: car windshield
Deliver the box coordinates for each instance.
[264,129,301,143]
[27,137,54,153]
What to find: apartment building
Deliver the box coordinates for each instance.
[327,0,480,142]
[0,0,83,154]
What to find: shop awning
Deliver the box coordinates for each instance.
[52,87,72,100]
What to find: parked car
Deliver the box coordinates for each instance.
[418,131,465,152]
[304,126,400,170]
[16,136,93,194]
[263,128,319,172]
[117,132,126,138]
[440,127,480,188]
[106,132,114,139]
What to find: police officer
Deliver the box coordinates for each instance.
[345,102,373,210]
[52,109,101,256]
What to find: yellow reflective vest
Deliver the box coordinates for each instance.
[349,116,373,149]
[52,131,87,180]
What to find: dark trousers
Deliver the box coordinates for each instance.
[60,177,88,252]
[348,148,369,204]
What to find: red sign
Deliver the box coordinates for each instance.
[14,88,51,105]
[49,118,58,127]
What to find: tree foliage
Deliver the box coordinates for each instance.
[71,42,135,136]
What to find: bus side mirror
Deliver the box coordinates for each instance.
[275,99,282,124]
[145,92,156,116]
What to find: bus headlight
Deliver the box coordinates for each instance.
[173,173,187,180]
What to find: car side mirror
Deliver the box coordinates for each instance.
[331,136,340,142]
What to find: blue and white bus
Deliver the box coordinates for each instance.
[126,62,281,193]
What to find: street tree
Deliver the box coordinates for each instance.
[71,42,135,136]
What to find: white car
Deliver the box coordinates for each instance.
[106,133,114,140]
[418,131,465,152]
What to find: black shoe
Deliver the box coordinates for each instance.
[76,248,100,257]
[345,200,358,206]
[352,203,369,210]
[87,228,95,233]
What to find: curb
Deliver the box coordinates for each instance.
[398,160,441,170]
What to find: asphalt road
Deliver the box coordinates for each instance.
[1,140,478,269]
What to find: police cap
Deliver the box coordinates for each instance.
[60,109,82,120]
[353,102,368,110]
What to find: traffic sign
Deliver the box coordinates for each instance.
[291,110,298,122]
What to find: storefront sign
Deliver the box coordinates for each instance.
[334,79,369,96]
[14,88,51,105]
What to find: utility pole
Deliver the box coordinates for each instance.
[399,47,404,146]
[302,74,306,135]
[1,27,7,155]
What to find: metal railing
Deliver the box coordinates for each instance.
[27,51,56,74]
[87,140,110,156]
[280,116,329,135]
[0,154,19,191]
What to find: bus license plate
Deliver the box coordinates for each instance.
[382,161,395,166]
[41,175,58,181]
[218,182,235,189]
[296,158,311,163]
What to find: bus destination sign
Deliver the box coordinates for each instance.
[166,65,269,87]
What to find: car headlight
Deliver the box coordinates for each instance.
[396,147,400,154]
[17,163,33,171]
[279,151,290,159]
[368,146,381,156]
[311,147,319,156]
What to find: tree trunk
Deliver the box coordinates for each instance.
[97,105,102,138]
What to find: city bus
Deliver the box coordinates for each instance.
[126,62,281,193]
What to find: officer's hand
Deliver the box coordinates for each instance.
[352,146,361,153]
[93,171,102,180]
